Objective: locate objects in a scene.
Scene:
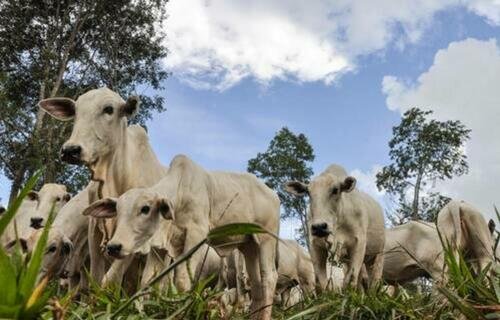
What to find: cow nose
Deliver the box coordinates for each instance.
[30,217,43,229]
[60,145,82,164]
[106,243,122,257]
[311,223,329,237]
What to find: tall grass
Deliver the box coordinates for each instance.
[0,171,58,319]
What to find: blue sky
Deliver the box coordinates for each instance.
[2,1,500,238]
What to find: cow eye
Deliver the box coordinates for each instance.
[56,197,61,201]
[140,205,150,215]
[103,105,114,115]
[47,245,57,253]
[331,187,339,195]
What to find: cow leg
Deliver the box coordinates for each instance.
[88,219,106,284]
[243,235,277,320]
[368,252,384,288]
[310,242,328,291]
[141,250,166,289]
[174,228,207,292]
[344,236,366,288]
[102,255,134,287]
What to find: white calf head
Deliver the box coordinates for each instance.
[83,188,173,258]
[28,183,71,230]
[39,88,140,172]
[285,173,356,238]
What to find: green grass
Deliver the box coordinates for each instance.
[2,173,500,319]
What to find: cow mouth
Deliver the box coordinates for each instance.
[311,229,330,238]
[30,221,44,229]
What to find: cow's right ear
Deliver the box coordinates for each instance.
[488,219,496,235]
[157,198,174,220]
[82,198,117,219]
[284,181,309,197]
[119,96,140,119]
[38,97,76,121]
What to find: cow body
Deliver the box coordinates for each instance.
[383,221,443,284]
[437,200,495,273]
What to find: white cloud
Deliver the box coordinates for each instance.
[382,38,500,222]
[350,165,386,202]
[164,0,500,90]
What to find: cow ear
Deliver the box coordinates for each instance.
[488,219,496,235]
[341,176,356,193]
[83,198,117,218]
[39,97,76,121]
[284,181,309,197]
[157,198,174,220]
[120,96,140,118]
[63,193,71,202]
[27,191,39,201]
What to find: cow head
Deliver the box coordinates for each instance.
[83,188,173,258]
[28,184,71,230]
[41,232,73,280]
[39,88,140,175]
[285,174,356,238]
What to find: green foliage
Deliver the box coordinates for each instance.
[0,0,169,203]
[248,127,315,245]
[377,108,470,222]
[0,170,57,319]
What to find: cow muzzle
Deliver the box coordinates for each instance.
[106,243,123,258]
[60,144,82,164]
[30,217,44,229]
[311,223,330,238]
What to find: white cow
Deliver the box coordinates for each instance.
[42,183,96,289]
[39,87,169,286]
[383,221,444,284]
[276,240,315,298]
[3,183,71,252]
[285,164,385,290]
[84,155,280,320]
[437,200,495,273]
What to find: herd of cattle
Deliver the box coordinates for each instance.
[0,87,498,319]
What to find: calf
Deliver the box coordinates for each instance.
[84,155,280,320]
[285,164,385,290]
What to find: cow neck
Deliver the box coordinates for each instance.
[96,125,165,198]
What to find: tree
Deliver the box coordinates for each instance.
[248,127,315,247]
[0,0,169,204]
[376,108,470,221]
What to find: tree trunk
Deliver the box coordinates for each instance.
[412,171,424,220]
[7,12,86,199]
[8,167,25,206]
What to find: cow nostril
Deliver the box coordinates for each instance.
[106,243,122,256]
[30,217,43,229]
[60,145,82,164]
[311,223,329,237]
